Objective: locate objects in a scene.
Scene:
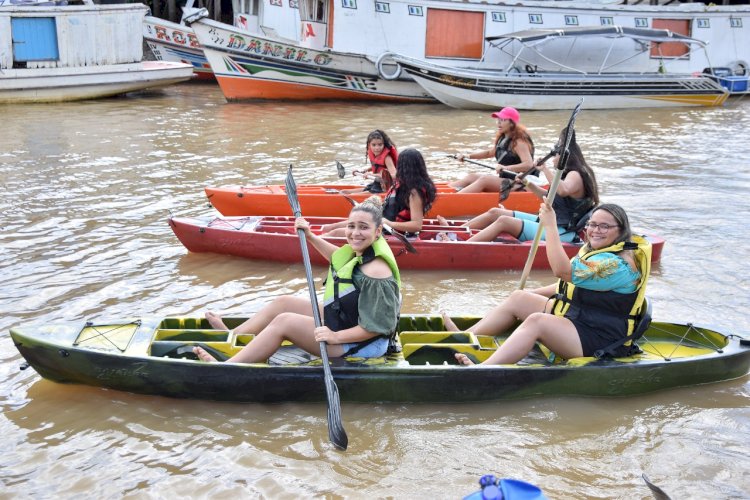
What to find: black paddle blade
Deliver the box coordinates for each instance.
[642,474,672,500]
[325,376,348,450]
[557,99,584,172]
[384,223,418,254]
[342,193,358,207]
[336,161,346,179]
[284,164,302,217]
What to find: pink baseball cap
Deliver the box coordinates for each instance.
[491,107,520,123]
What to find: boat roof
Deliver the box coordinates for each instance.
[486,25,706,46]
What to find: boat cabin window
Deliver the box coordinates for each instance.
[232,0,258,16]
[652,19,690,58]
[426,9,484,59]
[299,0,327,23]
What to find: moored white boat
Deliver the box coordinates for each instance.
[0,1,193,104]
[379,26,730,110]
[143,15,214,80]
[184,8,434,102]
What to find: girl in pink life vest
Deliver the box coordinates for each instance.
[343,130,398,194]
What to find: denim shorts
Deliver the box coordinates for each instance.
[513,211,577,243]
[341,336,388,358]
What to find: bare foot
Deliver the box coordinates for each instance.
[436,232,457,242]
[205,311,229,330]
[436,215,449,226]
[193,346,218,362]
[455,353,475,366]
[441,311,460,331]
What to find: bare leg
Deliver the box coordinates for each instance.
[467,215,523,242]
[231,296,318,336]
[196,312,345,364]
[449,173,482,190]
[436,215,449,226]
[463,206,513,230]
[205,311,229,330]
[462,290,550,336]
[455,175,503,194]
[441,311,459,331]
[480,313,582,365]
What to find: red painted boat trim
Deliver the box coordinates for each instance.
[204,183,543,218]
[169,215,664,271]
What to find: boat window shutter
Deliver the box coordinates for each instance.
[425,9,484,59]
[651,19,690,59]
[11,18,60,62]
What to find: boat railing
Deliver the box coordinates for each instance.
[485,26,717,77]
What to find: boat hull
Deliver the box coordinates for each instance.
[0,61,194,104]
[168,215,664,270]
[144,16,214,80]
[393,57,729,110]
[204,183,542,218]
[11,317,750,403]
[189,18,434,102]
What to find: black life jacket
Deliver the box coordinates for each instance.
[495,133,536,173]
[551,236,652,357]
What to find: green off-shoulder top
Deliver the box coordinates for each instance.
[352,266,400,336]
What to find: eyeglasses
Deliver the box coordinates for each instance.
[585,222,619,232]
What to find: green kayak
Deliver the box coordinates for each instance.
[10,315,750,403]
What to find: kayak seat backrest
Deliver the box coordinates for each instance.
[400,331,502,365]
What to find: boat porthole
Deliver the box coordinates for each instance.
[58,349,69,357]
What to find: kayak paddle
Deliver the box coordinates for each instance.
[518,99,584,290]
[285,165,348,451]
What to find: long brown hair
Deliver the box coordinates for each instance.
[559,127,599,205]
[493,122,534,158]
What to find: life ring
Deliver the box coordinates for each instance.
[728,60,749,76]
[376,52,402,81]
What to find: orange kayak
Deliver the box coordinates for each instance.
[204,183,542,217]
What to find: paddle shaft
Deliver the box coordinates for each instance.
[518,101,582,290]
[517,168,565,290]
[285,166,348,451]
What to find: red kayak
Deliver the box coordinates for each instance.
[169,215,664,271]
[204,183,542,218]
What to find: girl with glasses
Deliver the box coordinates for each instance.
[449,202,651,366]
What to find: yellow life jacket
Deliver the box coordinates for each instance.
[551,235,652,354]
[322,236,401,331]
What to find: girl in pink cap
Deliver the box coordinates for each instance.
[449,107,536,193]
